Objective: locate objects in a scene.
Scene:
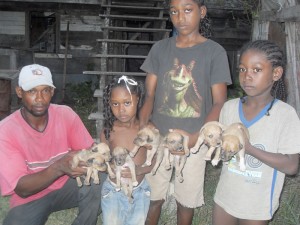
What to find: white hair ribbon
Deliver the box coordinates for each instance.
[118,75,138,85]
[117,75,138,96]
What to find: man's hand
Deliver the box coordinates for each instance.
[54,151,87,178]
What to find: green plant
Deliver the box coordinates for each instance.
[65,81,98,137]
[228,77,245,100]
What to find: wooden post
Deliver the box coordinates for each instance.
[62,21,69,102]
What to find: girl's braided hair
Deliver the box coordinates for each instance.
[102,76,145,140]
[164,0,212,38]
[239,40,288,115]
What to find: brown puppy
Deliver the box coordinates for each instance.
[191,121,225,166]
[130,127,162,167]
[163,131,189,183]
[72,142,112,187]
[112,146,138,203]
[220,122,250,171]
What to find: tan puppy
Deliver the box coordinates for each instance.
[91,143,115,179]
[72,142,112,187]
[220,122,250,171]
[163,131,189,183]
[84,155,107,185]
[112,146,138,203]
[130,127,162,167]
[191,121,225,166]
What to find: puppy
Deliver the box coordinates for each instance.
[72,142,112,187]
[190,121,225,166]
[85,155,107,185]
[112,146,138,203]
[90,143,115,179]
[130,127,162,167]
[163,131,189,183]
[220,122,250,171]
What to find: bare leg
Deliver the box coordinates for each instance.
[145,200,165,225]
[177,201,194,225]
[213,203,269,225]
[240,219,269,225]
[212,203,238,225]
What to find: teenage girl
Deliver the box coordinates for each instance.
[213,40,300,225]
[100,75,154,225]
[139,0,232,224]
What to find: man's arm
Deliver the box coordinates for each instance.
[14,151,86,198]
[139,73,157,129]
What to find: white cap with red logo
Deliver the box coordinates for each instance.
[18,64,56,91]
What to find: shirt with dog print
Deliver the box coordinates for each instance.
[141,36,232,208]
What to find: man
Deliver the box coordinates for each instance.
[0,64,104,225]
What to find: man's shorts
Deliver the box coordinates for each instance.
[146,146,207,208]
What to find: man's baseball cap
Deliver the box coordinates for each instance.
[18,64,56,91]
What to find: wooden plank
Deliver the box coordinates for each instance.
[98,14,168,21]
[258,5,300,22]
[101,26,171,32]
[88,112,104,120]
[0,11,25,35]
[34,53,72,58]
[101,4,165,10]
[93,89,103,98]
[0,70,19,80]
[96,39,156,44]
[89,54,147,59]
[1,0,101,4]
[61,15,103,32]
[83,71,147,76]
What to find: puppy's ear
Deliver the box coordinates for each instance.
[91,146,98,152]
[125,148,130,154]
[87,158,95,166]
[147,135,153,143]
[162,136,168,147]
[199,125,206,134]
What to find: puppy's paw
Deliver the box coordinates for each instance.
[177,176,184,183]
[132,181,138,187]
[76,177,83,187]
[129,152,136,158]
[93,179,100,185]
[71,163,77,169]
[109,173,116,179]
[165,164,171,170]
[239,163,246,172]
[84,180,91,186]
[211,159,220,166]
[190,147,198,154]
[151,170,157,175]
[116,187,121,191]
[204,156,212,161]
[142,161,152,167]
